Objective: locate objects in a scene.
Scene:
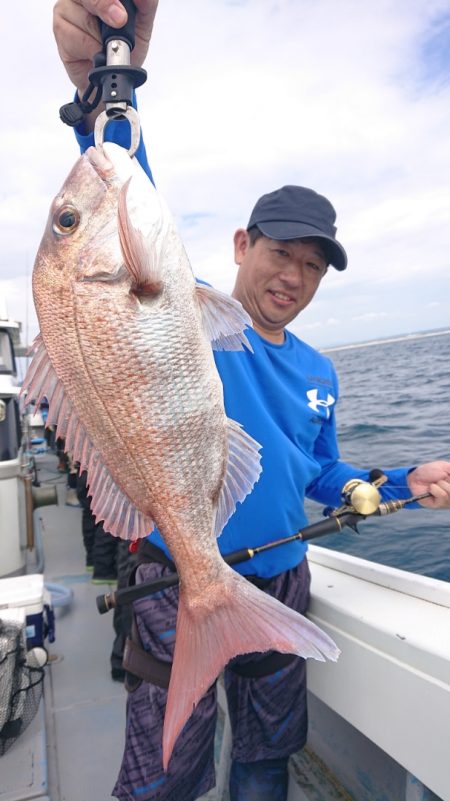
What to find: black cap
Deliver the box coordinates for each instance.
[247,185,347,270]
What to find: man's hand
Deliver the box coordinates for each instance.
[407,461,450,509]
[53,0,158,96]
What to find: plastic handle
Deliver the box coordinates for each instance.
[99,0,137,50]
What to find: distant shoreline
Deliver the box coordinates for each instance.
[320,328,450,354]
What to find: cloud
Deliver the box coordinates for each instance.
[1,0,449,349]
[351,311,389,323]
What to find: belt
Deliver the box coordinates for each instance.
[123,541,297,691]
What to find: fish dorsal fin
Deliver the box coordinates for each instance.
[195,284,253,351]
[214,418,262,538]
[21,335,154,541]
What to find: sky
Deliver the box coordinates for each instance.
[1,0,450,349]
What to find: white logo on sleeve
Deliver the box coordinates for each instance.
[306,389,336,419]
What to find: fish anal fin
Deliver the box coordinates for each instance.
[86,459,155,541]
[195,283,253,351]
[214,418,262,538]
[162,569,340,770]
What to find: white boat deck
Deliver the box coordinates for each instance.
[1,454,127,801]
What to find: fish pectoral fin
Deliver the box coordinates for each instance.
[118,178,162,295]
[214,418,262,537]
[162,572,340,770]
[21,335,154,542]
[195,283,253,351]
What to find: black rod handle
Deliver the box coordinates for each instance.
[299,515,347,541]
[99,0,137,50]
[96,571,178,614]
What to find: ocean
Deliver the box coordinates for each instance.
[305,328,450,582]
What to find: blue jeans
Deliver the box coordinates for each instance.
[229,757,289,801]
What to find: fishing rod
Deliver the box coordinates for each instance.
[96,472,431,615]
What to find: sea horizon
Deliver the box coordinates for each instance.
[319,325,450,354]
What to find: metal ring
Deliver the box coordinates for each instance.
[94,107,141,158]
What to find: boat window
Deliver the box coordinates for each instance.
[0,331,15,375]
[0,397,21,459]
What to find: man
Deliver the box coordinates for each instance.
[53,2,450,800]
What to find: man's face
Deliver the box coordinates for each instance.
[232,231,328,343]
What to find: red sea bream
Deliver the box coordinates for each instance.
[22,143,340,768]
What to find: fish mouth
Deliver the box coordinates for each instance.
[85,146,116,180]
[85,143,136,188]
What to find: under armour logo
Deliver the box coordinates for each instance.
[306,388,336,419]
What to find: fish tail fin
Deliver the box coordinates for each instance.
[162,569,339,769]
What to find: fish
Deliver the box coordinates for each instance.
[22,142,340,768]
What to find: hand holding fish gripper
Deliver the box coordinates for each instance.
[59,0,146,157]
[96,469,432,614]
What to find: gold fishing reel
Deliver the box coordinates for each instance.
[341,479,382,515]
[334,471,388,516]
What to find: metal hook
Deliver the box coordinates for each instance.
[94,106,141,157]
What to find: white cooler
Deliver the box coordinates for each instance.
[0,574,54,651]
[0,575,49,765]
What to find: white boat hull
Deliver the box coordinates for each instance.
[304,545,450,801]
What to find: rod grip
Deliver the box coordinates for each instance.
[224,548,253,566]
[99,0,137,50]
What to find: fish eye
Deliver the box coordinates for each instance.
[53,205,80,236]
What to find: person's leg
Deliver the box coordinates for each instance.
[110,541,138,681]
[113,561,217,801]
[113,679,217,801]
[229,757,289,801]
[56,437,68,472]
[91,524,118,583]
[65,455,80,507]
[77,472,96,569]
[225,559,311,801]
[226,656,307,801]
